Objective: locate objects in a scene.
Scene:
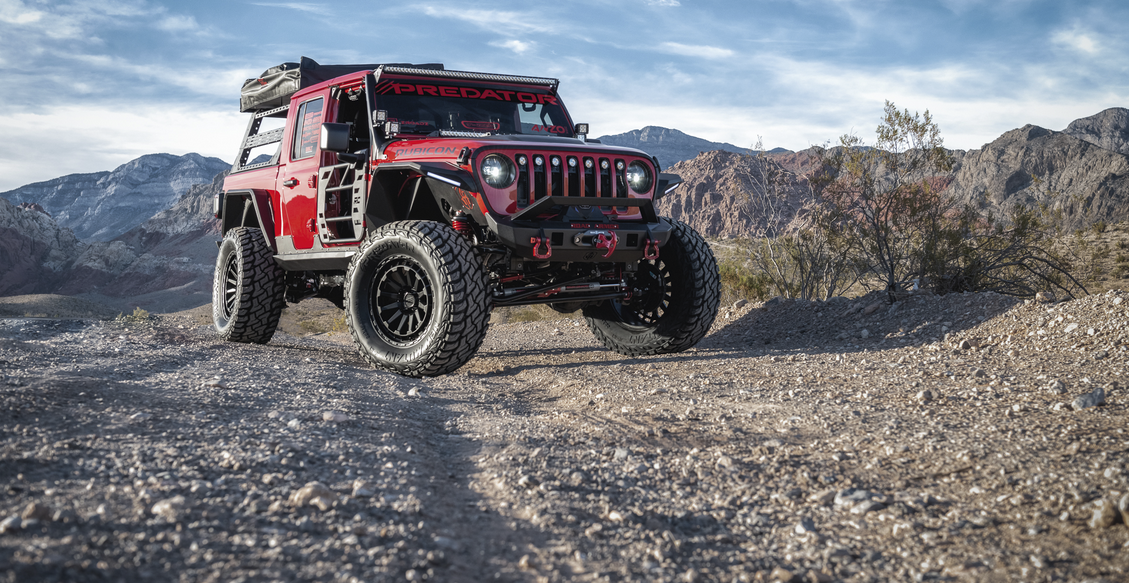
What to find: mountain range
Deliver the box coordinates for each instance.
[0,153,229,241]
[595,126,785,169]
[659,107,1129,238]
[2,108,1127,311]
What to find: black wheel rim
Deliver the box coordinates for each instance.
[615,260,672,328]
[221,249,239,321]
[370,256,433,345]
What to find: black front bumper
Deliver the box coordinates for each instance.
[486,196,672,262]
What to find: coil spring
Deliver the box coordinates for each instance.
[451,212,473,237]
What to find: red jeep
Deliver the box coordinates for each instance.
[213,57,719,376]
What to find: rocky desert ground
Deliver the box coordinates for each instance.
[1,287,1127,583]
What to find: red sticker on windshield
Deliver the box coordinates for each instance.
[462,121,500,131]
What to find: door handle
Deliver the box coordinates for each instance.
[282,178,299,188]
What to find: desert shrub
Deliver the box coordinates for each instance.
[735,139,860,300]
[1092,220,1107,235]
[719,260,771,303]
[116,306,150,325]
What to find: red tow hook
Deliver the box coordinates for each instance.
[644,238,660,260]
[595,231,618,259]
[531,236,552,259]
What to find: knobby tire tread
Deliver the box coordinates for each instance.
[585,218,720,356]
[345,221,489,377]
[213,227,285,344]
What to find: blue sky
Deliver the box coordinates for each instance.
[1,0,1126,191]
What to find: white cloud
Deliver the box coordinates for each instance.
[59,53,253,99]
[249,2,325,13]
[421,6,557,34]
[0,104,245,192]
[657,42,734,59]
[0,0,45,24]
[645,0,680,6]
[1052,25,1099,55]
[157,15,201,32]
[490,39,534,54]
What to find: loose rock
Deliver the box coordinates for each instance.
[1071,387,1106,411]
[288,482,338,510]
[1089,498,1120,529]
[151,496,187,521]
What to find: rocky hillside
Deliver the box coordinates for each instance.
[658,150,809,239]
[597,126,786,167]
[0,153,229,241]
[0,198,84,296]
[944,124,1129,227]
[0,172,224,311]
[666,113,1129,238]
[1064,107,1129,155]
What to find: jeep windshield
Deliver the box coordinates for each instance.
[373,78,574,138]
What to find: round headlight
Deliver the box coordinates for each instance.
[626,161,653,193]
[481,154,515,188]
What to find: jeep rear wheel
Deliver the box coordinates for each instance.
[345,221,489,377]
[583,219,720,356]
[213,227,285,344]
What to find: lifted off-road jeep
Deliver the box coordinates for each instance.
[213,57,720,376]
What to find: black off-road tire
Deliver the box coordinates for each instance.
[583,219,720,356]
[213,227,286,344]
[345,221,489,377]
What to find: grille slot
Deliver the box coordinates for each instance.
[533,155,547,202]
[567,157,580,197]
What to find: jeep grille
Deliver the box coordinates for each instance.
[514,154,631,209]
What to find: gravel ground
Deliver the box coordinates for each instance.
[1,288,1127,582]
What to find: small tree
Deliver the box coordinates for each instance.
[816,101,957,302]
[815,101,1085,301]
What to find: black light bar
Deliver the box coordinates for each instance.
[378,65,559,91]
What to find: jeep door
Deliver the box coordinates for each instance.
[278,94,326,251]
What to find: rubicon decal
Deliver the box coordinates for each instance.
[391,145,460,156]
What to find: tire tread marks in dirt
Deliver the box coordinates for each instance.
[585,218,720,356]
[345,221,489,377]
[212,227,285,344]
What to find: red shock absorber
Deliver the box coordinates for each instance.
[451,212,473,237]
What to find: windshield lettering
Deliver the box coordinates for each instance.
[380,82,557,105]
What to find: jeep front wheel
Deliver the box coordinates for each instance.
[583,219,720,356]
[345,221,489,377]
[213,227,285,343]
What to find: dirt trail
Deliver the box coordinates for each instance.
[1,289,1127,582]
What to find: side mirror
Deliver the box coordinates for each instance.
[320,123,351,153]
